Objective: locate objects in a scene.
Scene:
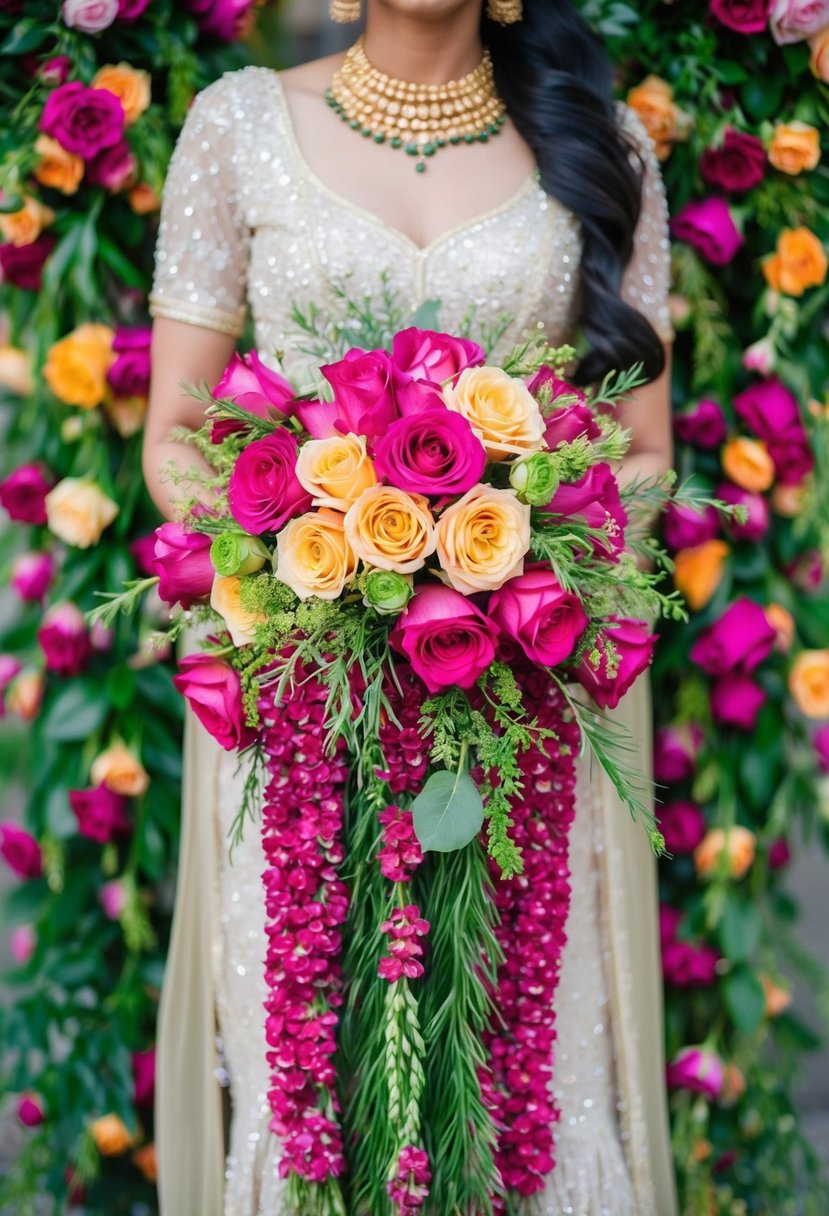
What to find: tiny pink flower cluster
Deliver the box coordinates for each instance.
[377,906,430,983]
[377,806,423,883]
[387,1145,432,1214]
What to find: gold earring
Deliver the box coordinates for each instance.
[330,0,361,21]
[487,0,523,23]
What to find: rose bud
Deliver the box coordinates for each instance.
[39,56,72,86]
[90,740,149,797]
[574,618,656,709]
[211,351,295,443]
[69,784,130,844]
[151,521,215,609]
[693,826,756,880]
[11,552,55,602]
[172,654,256,751]
[761,974,792,1017]
[717,483,769,543]
[90,1113,135,1156]
[667,1046,725,1100]
[662,502,720,551]
[0,462,53,525]
[5,671,45,721]
[132,1048,156,1107]
[17,1093,45,1127]
[0,823,42,879]
[362,569,414,616]
[10,924,36,964]
[658,800,706,854]
[674,399,727,450]
[209,531,270,579]
[767,836,791,869]
[509,452,560,505]
[654,723,704,784]
[99,878,127,920]
[38,602,92,676]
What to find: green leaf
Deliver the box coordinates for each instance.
[410,297,442,331]
[718,893,761,963]
[724,966,767,1035]
[412,768,484,853]
[1,20,54,55]
[40,680,108,743]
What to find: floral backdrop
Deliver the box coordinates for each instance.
[0,0,827,1212]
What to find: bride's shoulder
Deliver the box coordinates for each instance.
[189,53,343,126]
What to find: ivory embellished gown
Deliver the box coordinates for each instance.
[148,67,678,1216]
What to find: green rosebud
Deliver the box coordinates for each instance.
[362,569,413,616]
[509,452,560,505]
[210,531,271,578]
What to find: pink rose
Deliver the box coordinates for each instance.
[543,462,628,559]
[709,0,770,33]
[658,800,707,854]
[130,532,158,576]
[667,1046,725,1099]
[527,367,587,402]
[372,408,486,497]
[9,924,36,964]
[770,0,829,42]
[489,567,588,668]
[99,878,126,919]
[11,552,55,602]
[654,723,704,784]
[0,462,53,524]
[768,836,792,868]
[815,723,829,773]
[38,602,92,676]
[107,326,151,397]
[39,56,72,86]
[767,432,815,486]
[710,672,767,729]
[573,617,656,708]
[118,0,151,18]
[0,234,56,291]
[392,327,485,412]
[306,349,401,439]
[390,584,498,695]
[660,904,684,946]
[40,81,125,160]
[700,129,766,192]
[69,784,130,843]
[663,503,720,551]
[132,1048,156,1107]
[173,653,256,751]
[742,337,775,375]
[733,377,800,439]
[228,429,311,534]
[0,823,42,879]
[785,549,824,590]
[62,0,118,31]
[691,598,777,673]
[717,483,769,542]
[211,351,295,443]
[663,940,720,987]
[151,522,214,608]
[542,403,601,449]
[86,137,137,192]
[17,1094,45,1127]
[671,198,744,265]
[674,399,728,449]
[187,0,253,39]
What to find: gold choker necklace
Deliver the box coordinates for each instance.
[326,39,506,173]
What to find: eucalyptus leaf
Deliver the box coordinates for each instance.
[412,768,484,853]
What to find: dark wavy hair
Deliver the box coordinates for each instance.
[483,0,666,385]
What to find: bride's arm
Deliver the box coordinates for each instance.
[615,343,674,489]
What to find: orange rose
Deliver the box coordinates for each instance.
[763,227,828,297]
[127,182,161,214]
[295,432,377,511]
[443,366,544,461]
[809,25,829,81]
[90,741,149,797]
[344,486,436,574]
[92,1114,135,1156]
[0,345,33,396]
[276,508,358,600]
[34,134,84,195]
[6,671,44,721]
[765,603,795,652]
[0,195,54,247]
[105,394,148,437]
[210,575,267,647]
[43,322,114,409]
[768,122,820,175]
[132,1143,158,1183]
[626,76,687,160]
[673,540,729,612]
[771,482,806,518]
[789,649,829,717]
[693,826,756,880]
[721,437,775,493]
[435,484,530,595]
[45,478,119,548]
[761,974,792,1018]
[691,1139,713,1164]
[92,63,151,125]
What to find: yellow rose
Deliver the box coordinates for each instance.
[295,432,377,510]
[443,366,544,461]
[768,121,821,175]
[344,486,436,574]
[789,649,829,717]
[210,575,267,647]
[764,603,795,653]
[132,1143,158,1183]
[626,75,687,160]
[673,540,729,612]
[435,484,530,595]
[693,826,756,880]
[6,671,44,721]
[127,181,161,214]
[276,508,358,600]
[721,436,775,493]
[763,227,828,297]
[0,346,33,396]
[105,394,148,437]
[809,24,829,81]
[43,322,114,409]
[92,63,151,125]
[771,482,806,518]
[91,1114,135,1157]
[34,134,84,195]
[0,195,54,247]
[761,974,792,1018]
[90,740,149,797]
[45,478,119,548]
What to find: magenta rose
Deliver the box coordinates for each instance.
[691,598,777,674]
[658,800,707,854]
[70,784,130,843]
[768,836,792,869]
[39,56,72,86]
[187,0,253,39]
[108,326,151,398]
[307,348,401,439]
[543,462,628,558]
[700,129,766,192]
[0,823,42,879]
[131,532,158,576]
[716,483,769,542]
[770,0,829,42]
[573,617,656,709]
[660,904,684,946]
[11,552,55,602]
[212,351,295,442]
[17,1094,45,1127]
[392,328,485,412]
[62,0,118,31]
[132,1048,156,1107]
[654,723,704,784]
[733,377,800,439]
[390,584,498,695]
[663,940,720,987]
[542,403,601,449]
[709,0,770,33]
[663,503,720,551]
[815,724,829,774]
[86,138,137,192]
[711,672,767,729]
[228,429,311,534]
[40,81,125,159]
[0,462,53,524]
[173,653,256,751]
[489,567,588,668]
[671,198,744,265]
[785,549,824,590]
[767,432,815,486]
[118,0,151,18]
[667,1046,725,1099]
[0,234,56,291]
[674,399,728,449]
[38,602,92,676]
[151,522,214,609]
[372,408,486,497]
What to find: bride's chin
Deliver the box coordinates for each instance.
[370,0,482,20]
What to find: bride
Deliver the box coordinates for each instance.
[142,0,678,1212]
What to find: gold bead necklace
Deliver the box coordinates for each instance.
[326,38,507,173]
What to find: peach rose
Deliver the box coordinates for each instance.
[809,24,829,80]
[92,63,151,125]
[127,181,161,214]
[132,1143,158,1183]
[90,740,149,797]
[721,1063,747,1107]
[210,575,267,647]
[673,540,729,612]
[626,75,688,160]
[6,671,44,721]
[0,346,33,396]
[91,1113,135,1156]
[43,322,114,410]
[435,484,531,595]
[763,227,828,296]
[443,366,544,461]
[0,195,54,247]
[276,508,358,600]
[693,826,756,879]
[761,974,792,1018]
[768,121,821,175]
[721,437,775,493]
[789,649,829,717]
[344,486,436,574]
[34,134,84,195]
[45,478,119,548]
[765,603,795,652]
[295,432,377,511]
[771,482,806,517]
[105,394,148,438]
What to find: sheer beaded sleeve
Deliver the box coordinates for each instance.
[149,78,249,338]
[618,105,675,344]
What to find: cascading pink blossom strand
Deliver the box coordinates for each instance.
[484,668,580,1203]
[258,664,350,1186]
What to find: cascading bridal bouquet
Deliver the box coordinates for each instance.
[93,321,693,1216]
